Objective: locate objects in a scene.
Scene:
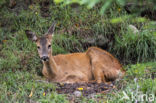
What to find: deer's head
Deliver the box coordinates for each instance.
[25,23,56,62]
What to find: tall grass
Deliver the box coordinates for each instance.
[113,26,156,63]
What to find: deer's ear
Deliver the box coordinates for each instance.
[47,22,56,35]
[25,30,38,42]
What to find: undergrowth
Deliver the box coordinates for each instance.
[0,0,156,102]
[0,62,155,102]
[0,1,155,66]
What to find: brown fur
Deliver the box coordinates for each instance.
[25,24,125,83]
[41,47,125,83]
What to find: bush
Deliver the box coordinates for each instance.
[113,27,156,63]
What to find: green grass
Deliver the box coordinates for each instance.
[0,71,68,102]
[113,28,156,63]
[0,62,155,102]
[0,1,155,63]
[106,62,156,103]
[0,0,156,102]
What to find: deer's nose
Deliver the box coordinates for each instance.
[41,56,49,61]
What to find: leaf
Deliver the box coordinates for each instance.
[54,0,64,4]
[75,23,79,27]
[43,92,46,96]
[132,17,147,23]
[100,0,112,14]
[110,15,132,23]
[77,87,83,90]
[29,91,33,98]
[2,40,7,43]
[87,0,100,9]
[29,88,34,98]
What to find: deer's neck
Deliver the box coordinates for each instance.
[43,55,59,78]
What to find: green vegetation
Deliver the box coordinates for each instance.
[0,0,155,102]
[55,0,156,14]
[107,62,156,103]
[0,62,155,102]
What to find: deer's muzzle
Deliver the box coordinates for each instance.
[41,56,49,61]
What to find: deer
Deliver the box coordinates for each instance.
[25,23,125,83]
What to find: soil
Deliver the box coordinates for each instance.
[55,82,115,98]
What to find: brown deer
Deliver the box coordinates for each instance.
[25,23,125,83]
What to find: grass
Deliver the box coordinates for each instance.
[113,27,156,63]
[106,62,156,103]
[0,62,155,102]
[0,71,68,102]
[0,0,156,102]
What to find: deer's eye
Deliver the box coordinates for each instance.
[48,45,51,49]
[37,46,40,49]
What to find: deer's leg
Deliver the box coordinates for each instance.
[92,63,119,83]
[103,67,124,82]
[92,64,105,83]
[42,67,54,81]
